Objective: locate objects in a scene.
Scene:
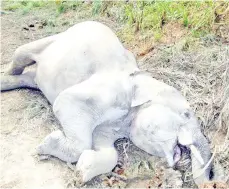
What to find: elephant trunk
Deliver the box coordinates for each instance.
[190,130,212,185]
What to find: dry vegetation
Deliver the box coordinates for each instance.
[1,1,229,188]
[138,41,229,185]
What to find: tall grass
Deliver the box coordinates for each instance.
[119,1,220,37]
[2,1,228,39]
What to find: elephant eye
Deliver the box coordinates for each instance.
[184,111,190,119]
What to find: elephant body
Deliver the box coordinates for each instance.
[1,21,212,184]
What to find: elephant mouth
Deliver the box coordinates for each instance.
[173,143,191,171]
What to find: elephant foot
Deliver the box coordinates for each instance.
[76,149,101,183]
[75,148,118,183]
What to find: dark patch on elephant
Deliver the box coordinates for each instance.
[85,97,95,107]
[184,111,191,119]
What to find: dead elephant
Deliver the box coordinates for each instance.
[1,21,213,185]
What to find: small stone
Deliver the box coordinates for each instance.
[23,27,29,31]
[29,24,35,27]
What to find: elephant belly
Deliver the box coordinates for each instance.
[35,21,138,104]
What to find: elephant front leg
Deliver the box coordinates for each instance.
[37,130,91,163]
[76,147,118,184]
[37,91,95,163]
[75,122,127,184]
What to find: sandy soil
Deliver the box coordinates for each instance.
[0,13,73,188]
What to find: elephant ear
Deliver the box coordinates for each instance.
[131,85,151,107]
[130,71,152,107]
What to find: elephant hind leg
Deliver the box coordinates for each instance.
[1,71,38,91]
[6,34,59,75]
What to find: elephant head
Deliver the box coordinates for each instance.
[129,72,213,185]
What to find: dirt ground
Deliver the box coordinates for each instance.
[1,8,228,189]
[0,12,70,188]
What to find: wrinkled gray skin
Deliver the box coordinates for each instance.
[1,21,212,184]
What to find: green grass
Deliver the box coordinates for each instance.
[2,1,228,42]
[120,1,218,37]
[101,1,227,39]
[3,0,48,12]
